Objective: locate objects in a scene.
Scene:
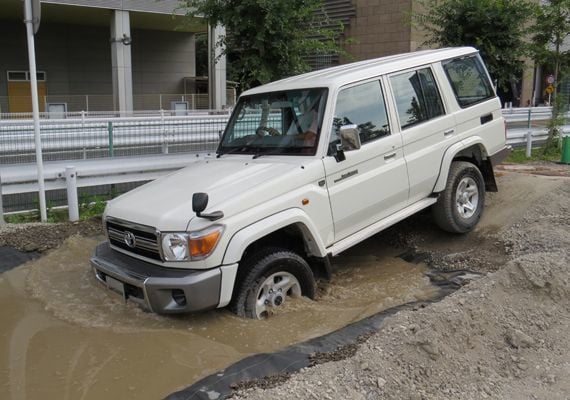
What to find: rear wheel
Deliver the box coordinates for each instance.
[229,248,316,319]
[432,161,485,233]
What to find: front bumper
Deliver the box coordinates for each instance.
[90,242,222,314]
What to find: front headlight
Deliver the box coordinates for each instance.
[162,233,190,261]
[161,226,223,262]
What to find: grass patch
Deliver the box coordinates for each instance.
[505,146,562,164]
[5,196,107,224]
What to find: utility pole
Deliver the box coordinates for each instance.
[24,0,47,221]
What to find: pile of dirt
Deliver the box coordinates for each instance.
[232,176,570,400]
[0,217,103,253]
[234,252,569,400]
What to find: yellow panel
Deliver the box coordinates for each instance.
[8,82,46,113]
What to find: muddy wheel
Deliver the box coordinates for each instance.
[229,248,316,319]
[432,161,485,233]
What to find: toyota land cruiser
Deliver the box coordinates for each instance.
[91,47,510,318]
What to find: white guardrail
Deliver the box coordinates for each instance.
[0,153,209,221]
[0,107,569,220]
[503,106,570,146]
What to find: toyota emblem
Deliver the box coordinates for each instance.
[124,231,137,248]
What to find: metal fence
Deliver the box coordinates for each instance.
[0,91,236,117]
[0,111,229,165]
[1,107,568,165]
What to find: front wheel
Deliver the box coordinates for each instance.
[229,248,316,319]
[432,161,485,233]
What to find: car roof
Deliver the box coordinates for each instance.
[242,47,478,96]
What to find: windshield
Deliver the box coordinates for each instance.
[218,88,328,157]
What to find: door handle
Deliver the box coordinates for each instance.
[444,129,455,136]
[480,113,493,125]
[384,152,397,160]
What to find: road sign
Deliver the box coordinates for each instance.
[545,84,555,95]
[547,75,555,85]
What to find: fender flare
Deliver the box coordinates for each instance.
[221,208,328,265]
[433,136,488,193]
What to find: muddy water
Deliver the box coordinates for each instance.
[0,236,439,400]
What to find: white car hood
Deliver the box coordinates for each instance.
[105,157,317,231]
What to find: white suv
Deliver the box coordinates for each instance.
[91,47,510,318]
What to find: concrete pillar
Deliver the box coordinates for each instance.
[185,34,197,96]
[208,24,227,110]
[111,10,133,113]
[188,33,197,77]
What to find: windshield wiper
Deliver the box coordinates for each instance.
[251,145,315,159]
[251,148,285,159]
[216,146,251,158]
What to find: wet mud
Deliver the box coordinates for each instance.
[0,236,440,400]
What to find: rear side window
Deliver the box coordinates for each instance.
[443,56,494,108]
[390,67,445,129]
[332,80,390,145]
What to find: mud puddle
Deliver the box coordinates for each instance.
[0,236,440,400]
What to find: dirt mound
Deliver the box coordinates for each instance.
[232,175,570,400]
[0,218,103,253]
[233,252,570,400]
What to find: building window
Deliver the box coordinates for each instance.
[7,71,46,82]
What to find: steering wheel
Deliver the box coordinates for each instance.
[256,126,281,137]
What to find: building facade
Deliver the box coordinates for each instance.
[327,0,538,107]
[0,0,229,114]
[1,0,554,113]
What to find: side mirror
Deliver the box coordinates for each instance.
[339,125,361,151]
[192,192,224,221]
[192,192,208,215]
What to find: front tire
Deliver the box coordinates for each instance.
[229,248,316,319]
[432,161,485,233]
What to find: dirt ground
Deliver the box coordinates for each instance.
[0,217,103,253]
[0,163,569,400]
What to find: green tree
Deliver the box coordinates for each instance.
[413,0,534,103]
[530,0,570,152]
[531,0,570,97]
[182,0,344,91]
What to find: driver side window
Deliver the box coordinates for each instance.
[330,80,391,150]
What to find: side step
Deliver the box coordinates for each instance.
[327,198,437,256]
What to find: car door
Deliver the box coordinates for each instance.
[323,79,409,242]
[388,66,456,205]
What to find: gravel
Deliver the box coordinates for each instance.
[231,171,570,400]
[0,217,103,252]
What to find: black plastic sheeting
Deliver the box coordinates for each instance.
[0,246,39,273]
[166,269,480,400]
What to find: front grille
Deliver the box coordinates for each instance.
[106,218,162,261]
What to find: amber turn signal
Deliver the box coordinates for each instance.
[189,227,222,258]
